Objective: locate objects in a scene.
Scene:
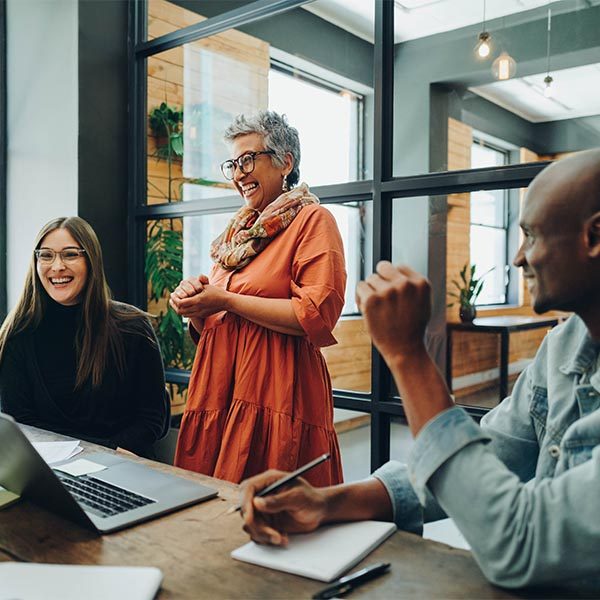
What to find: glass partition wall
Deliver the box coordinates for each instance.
[130,0,600,471]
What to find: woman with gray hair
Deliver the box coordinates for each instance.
[170,111,346,486]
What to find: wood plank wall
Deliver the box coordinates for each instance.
[322,318,371,392]
[146,0,269,205]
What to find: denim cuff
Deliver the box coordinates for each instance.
[409,406,490,505]
[372,461,423,535]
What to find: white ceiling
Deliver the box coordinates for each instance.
[303,0,600,124]
[303,0,552,44]
[470,63,600,123]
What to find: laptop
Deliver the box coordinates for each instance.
[0,412,218,533]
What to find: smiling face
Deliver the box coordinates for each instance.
[36,228,88,306]
[230,133,292,212]
[513,162,592,315]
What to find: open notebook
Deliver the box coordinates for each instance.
[0,563,163,600]
[231,520,397,582]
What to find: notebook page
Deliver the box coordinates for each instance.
[231,520,397,582]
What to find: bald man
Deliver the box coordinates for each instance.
[238,149,600,588]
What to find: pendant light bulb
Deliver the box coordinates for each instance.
[475,32,492,58]
[543,75,553,98]
[492,51,517,81]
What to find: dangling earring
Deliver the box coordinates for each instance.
[281,175,289,192]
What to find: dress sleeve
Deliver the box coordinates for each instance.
[109,319,170,455]
[0,336,42,426]
[290,206,347,348]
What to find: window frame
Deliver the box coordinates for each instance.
[128,0,551,471]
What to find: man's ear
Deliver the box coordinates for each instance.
[585,210,600,258]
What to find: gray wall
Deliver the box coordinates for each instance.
[6,0,78,309]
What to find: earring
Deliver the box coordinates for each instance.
[281,175,289,192]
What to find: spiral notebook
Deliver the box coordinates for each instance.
[231,520,397,582]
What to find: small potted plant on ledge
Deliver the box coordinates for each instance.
[448,263,493,322]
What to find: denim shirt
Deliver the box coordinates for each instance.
[373,315,600,588]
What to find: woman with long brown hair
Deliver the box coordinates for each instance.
[0,216,169,456]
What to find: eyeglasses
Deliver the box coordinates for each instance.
[220,150,275,181]
[34,248,87,264]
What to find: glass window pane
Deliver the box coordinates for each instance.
[321,201,372,394]
[391,2,600,176]
[470,225,507,305]
[146,201,373,399]
[147,0,229,40]
[269,69,362,186]
[145,1,373,205]
[471,189,505,227]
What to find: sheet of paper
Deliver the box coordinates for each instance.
[0,486,20,509]
[232,520,397,582]
[423,518,471,550]
[32,440,83,465]
[54,458,107,477]
[0,562,163,600]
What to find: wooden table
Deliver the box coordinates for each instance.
[0,426,593,599]
[446,316,560,404]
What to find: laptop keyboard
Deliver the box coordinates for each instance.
[56,471,156,518]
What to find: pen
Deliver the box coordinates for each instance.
[228,453,330,514]
[312,562,391,599]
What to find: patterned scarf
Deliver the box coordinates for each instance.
[210,183,319,271]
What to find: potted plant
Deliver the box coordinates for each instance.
[448,263,493,322]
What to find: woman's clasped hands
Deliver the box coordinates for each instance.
[169,274,229,319]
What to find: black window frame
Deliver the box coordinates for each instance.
[128,0,550,471]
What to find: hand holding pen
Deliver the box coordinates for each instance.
[237,454,331,546]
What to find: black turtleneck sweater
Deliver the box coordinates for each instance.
[0,299,169,456]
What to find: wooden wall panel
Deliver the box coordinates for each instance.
[146,0,269,205]
[322,318,371,392]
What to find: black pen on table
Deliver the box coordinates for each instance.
[227,452,330,514]
[312,562,391,599]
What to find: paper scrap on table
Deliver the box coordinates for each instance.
[0,486,20,509]
[423,518,471,551]
[33,440,83,465]
[54,459,107,477]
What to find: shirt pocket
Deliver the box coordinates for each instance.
[529,385,549,443]
[563,441,596,468]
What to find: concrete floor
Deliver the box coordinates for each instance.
[338,420,414,482]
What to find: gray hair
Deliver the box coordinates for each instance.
[224,111,301,188]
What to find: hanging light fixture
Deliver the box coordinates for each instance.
[474,0,492,59]
[543,8,554,97]
[492,51,517,80]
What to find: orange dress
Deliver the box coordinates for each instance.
[174,204,346,486]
